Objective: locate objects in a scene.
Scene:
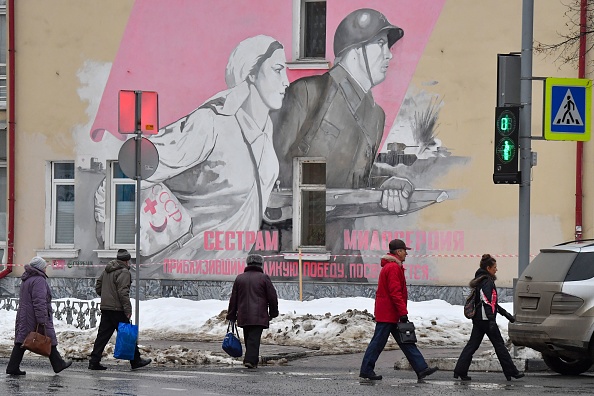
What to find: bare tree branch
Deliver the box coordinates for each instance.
[534,0,594,68]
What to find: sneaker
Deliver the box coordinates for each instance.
[359,372,383,380]
[418,366,438,380]
[6,368,26,375]
[243,362,257,369]
[88,362,107,370]
[54,360,72,374]
[131,358,151,370]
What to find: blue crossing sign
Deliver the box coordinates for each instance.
[544,77,591,141]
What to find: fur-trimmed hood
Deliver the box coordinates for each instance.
[380,253,402,267]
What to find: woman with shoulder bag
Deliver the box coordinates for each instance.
[453,254,523,382]
[6,256,72,375]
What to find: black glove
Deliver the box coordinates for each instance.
[501,311,516,323]
[399,315,409,323]
[497,305,516,323]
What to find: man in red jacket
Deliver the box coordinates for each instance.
[359,239,438,381]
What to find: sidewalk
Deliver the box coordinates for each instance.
[141,339,549,373]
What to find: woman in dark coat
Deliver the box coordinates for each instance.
[453,254,523,381]
[6,256,72,375]
[226,254,279,369]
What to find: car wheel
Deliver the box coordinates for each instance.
[542,354,593,375]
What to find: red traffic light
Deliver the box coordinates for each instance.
[118,90,159,135]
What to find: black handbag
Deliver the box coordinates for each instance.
[396,321,417,344]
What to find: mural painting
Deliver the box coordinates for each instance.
[71,0,461,283]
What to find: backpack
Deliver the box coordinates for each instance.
[463,287,478,319]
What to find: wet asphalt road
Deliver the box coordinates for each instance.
[2,353,594,395]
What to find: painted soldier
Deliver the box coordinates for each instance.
[272,9,413,259]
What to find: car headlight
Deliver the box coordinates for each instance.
[550,292,584,314]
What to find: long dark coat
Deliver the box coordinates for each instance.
[226,265,279,328]
[14,265,58,346]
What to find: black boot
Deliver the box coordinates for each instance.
[131,357,151,370]
[6,343,26,375]
[49,345,72,374]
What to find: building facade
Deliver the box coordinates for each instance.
[0,0,590,302]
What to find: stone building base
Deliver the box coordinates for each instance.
[0,277,513,305]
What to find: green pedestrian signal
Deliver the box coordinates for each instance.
[496,137,516,163]
[493,107,520,184]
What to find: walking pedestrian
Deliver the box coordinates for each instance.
[6,256,72,375]
[454,254,524,381]
[359,239,438,381]
[226,254,279,369]
[88,249,151,370]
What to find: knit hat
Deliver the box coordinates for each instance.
[29,256,48,271]
[246,254,264,266]
[117,249,131,261]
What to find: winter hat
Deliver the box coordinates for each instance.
[29,256,48,271]
[246,254,264,266]
[117,249,131,262]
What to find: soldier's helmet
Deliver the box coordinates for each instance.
[333,8,404,58]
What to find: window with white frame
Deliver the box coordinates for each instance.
[292,158,326,249]
[107,161,135,247]
[51,162,75,246]
[291,0,327,62]
[0,0,6,106]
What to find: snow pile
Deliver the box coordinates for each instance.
[0,297,540,365]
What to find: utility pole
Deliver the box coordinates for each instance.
[518,0,534,277]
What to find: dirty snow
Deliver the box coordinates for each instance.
[0,297,539,365]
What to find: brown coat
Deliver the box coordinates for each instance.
[226,265,279,328]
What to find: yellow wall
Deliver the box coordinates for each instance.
[11,0,133,267]
[8,0,592,287]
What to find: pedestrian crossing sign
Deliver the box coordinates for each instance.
[544,77,591,141]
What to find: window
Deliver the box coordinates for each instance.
[290,0,329,66]
[303,0,326,58]
[107,161,135,247]
[293,158,325,249]
[51,162,74,246]
[0,0,6,106]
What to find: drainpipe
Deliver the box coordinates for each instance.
[575,0,587,241]
[0,0,15,278]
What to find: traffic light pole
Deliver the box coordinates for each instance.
[518,0,534,277]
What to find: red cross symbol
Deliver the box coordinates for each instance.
[144,198,158,214]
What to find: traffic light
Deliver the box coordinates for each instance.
[493,106,520,184]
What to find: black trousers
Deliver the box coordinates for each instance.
[90,310,141,364]
[242,325,264,366]
[454,319,519,377]
[7,343,66,373]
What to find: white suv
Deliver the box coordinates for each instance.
[509,240,594,375]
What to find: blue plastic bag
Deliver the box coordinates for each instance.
[114,322,138,360]
[222,321,242,358]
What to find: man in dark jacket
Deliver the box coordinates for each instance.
[89,249,151,370]
[226,254,279,368]
[359,239,437,381]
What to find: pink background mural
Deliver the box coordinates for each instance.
[84,0,448,281]
[90,0,445,150]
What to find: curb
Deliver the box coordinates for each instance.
[260,351,311,364]
[394,357,549,373]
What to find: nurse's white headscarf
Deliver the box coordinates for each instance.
[215,35,284,114]
[225,35,282,88]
